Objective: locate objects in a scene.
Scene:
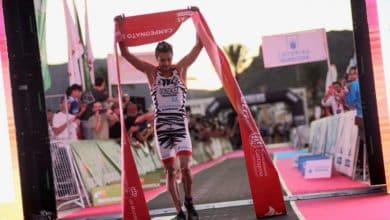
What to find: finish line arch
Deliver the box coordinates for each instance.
[206,89,307,126]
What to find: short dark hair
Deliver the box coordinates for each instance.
[66,84,83,96]
[350,66,357,71]
[332,81,342,87]
[95,76,105,87]
[111,102,120,110]
[155,41,173,58]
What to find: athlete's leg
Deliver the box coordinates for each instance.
[178,155,192,198]
[163,159,182,213]
[175,159,182,184]
[178,155,199,219]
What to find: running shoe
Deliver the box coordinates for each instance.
[172,211,186,220]
[184,200,199,220]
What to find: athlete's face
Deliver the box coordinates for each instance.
[333,84,341,93]
[157,52,173,72]
[349,68,358,81]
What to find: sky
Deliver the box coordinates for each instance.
[46,0,354,90]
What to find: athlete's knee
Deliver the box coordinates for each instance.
[180,167,191,176]
[165,166,177,178]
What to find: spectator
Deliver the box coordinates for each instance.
[259,119,271,144]
[135,112,155,149]
[122,93,131,109]
[124,102,151,143]
[80,77,115,139]
[66,84,85,118]
[344,66,363,124]
[124,102,138,132]
[227,110,241,149]
[52,97,80,141]
[109,103,121,140]
[47,109,55,140]
[344,65,366,171]
[321,81,346,115]
[88,101,116,140]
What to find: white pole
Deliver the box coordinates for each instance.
[108,53,113,97]
[78,57,86,91]
[322,28,331,71]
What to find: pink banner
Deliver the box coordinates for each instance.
[115,8,286,218]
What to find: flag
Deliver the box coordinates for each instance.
[72,0,92,90]
[325,64,338,92]
[33,0,51,91]
[63,0,84,86]
[84,0,95,87]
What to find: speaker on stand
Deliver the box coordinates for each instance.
[3,0,56,219]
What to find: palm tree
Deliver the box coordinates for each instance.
[223,44,254,81]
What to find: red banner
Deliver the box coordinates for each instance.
[116,9,193,46]
[115,8,286,218]
[114,42,150,219]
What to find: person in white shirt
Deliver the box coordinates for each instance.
[52,97,80,141]
[47,109,55,140]
[322,81,347,115]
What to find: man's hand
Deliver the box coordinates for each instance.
[130,126,139,133]
[114,15,125,43]
[189,6,199,11]
[114,14,125,23]
[74,118,80,126]
[105,108,113,115]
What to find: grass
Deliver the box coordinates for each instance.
[140,168,165,186]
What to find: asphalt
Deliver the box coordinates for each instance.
[148,158,299,219]
[78,158,299,220]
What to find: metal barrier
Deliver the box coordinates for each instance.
[50,140,91,210]
[45,94,64,112]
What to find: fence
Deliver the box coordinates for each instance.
[49,136,234,207]
[308,110,360,178]
[45,94,65,112]
[50,140,90,210]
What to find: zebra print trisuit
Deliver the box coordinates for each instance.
[151,67,192,163]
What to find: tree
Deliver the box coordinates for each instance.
[223,44,254,80]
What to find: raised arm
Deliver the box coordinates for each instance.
[118,42,155,76]
[115,15,156,82]
[176,34,203,77]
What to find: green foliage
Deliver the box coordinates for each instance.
[223,44,253,76]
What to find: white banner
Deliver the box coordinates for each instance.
[304,158,332,179]
[262,29,328,68]
[309,110,359,177]
[84,0,95,84]
[63,0,84,86]
[107,52,157,85]
[332,111,359,177]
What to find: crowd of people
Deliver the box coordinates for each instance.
[321,66,362,122]
[46,77,152,144]
[46,77,236,151]
[47,65,362,148]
